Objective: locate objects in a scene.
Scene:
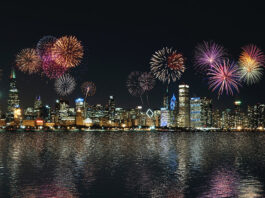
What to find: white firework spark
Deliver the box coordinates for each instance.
[54,74,76,96]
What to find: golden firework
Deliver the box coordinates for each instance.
[52,36,84,68]
[16,48,41,74]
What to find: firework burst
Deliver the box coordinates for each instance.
[150,47,185,84]
[54,74,76,96]
[241,44,265,66]
[42,58,67,79]
[207,60,241,96]
[81,81,96,97]
[51,36,84,68]
[126,71,144,97]
[194,41,226,73]
[139,72,156,91]
[16,48,42,74]
[36,36,57,58]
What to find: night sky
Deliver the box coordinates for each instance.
[0,1,265,112]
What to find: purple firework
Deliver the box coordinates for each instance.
[194,41,226,73]
[207,59,241,96]
[36,36,57,58]
[139,72,156,91]
[126,71,144,97]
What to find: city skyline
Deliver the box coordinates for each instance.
[1,2,265,110]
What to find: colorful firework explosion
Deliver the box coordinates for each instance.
[207,60,241,96]
[139,72,156,91]
[81,81,96,97]
[42,58,67,79]
[241,44,265,66]
[15,48,42,74]
[194,41,226,73]
[51,36,84,68]
[54,74,76,96]
[238,44,265,85]
[36,36,57,58]
[126,71,144,97]
[150,47,185,84]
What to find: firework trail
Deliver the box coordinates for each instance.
[42,58,67,79]
[207,59,241,96]
[36,36,57,59]
[194,41,226,73]
[54,74,76,96]
[139,72,156,106]
[126,71,144,104]
[81,81,96,98]
[16,48,41,74]
[150,47,185,84]
[51,36,84,68]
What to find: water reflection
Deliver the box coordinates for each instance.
[0,132,265,197]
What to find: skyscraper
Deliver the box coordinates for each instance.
[163,87,169,110]
[34,96,43,118]
[190,97,201,128]
[108,95,115,121]
[6,68,20,122]
[178,84,190,127]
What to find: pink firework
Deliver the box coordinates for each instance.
[241,44,265,66]
[207,59,241,96]
[42,58,68,79]
[194,41,226,73]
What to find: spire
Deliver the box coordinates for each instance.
[10,68,16,79]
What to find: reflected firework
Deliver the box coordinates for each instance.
[55,74,76,96]
[52,36,84,68]
[150,47,185,84]
[36,36,57,58]
[16,48,41,74]
[126,71,144,97]
[81,81,96,98]
[42,58,67,79]
[139,72,156,91]
[207,59,241,96]
[194,41,226,73]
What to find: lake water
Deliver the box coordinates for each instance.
[0,131,265,198]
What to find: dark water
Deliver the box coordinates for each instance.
[0,132,265,198]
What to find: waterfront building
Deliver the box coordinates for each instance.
[6,69,20,122]
[108,95,115,121]
[178,84,190,127]
[170,94,178,127]
[160,108,170,127]
[163,87,169,110]
[234,100,243,128]
[190,97,201,128]
[221,109,233,129]
[75,98,84,126]
[34,96,43,118]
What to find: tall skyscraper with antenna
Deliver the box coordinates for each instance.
[6,68,20,121]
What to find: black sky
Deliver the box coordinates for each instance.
[0,1,265,112]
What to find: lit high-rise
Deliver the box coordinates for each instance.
[6,68,20,122]
[178,84,190,127]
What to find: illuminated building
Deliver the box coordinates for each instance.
[170,94,178,127]
[221,109,233,129]
[34,96,43,118]
[24,107,35,120]
[201,97,212,127]
[75,98,84,126]
[190,97,201,128]
[160,108,170,127]
[154,110,161,127]
[108,95,115,121]
[14,107,22,125]
[6,68,20,122]
[212,109,221,128]
[178,84,190,127]
[234,100,243,128]
[247,103,265,129]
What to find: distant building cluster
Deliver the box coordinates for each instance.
[1,69,265,131]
